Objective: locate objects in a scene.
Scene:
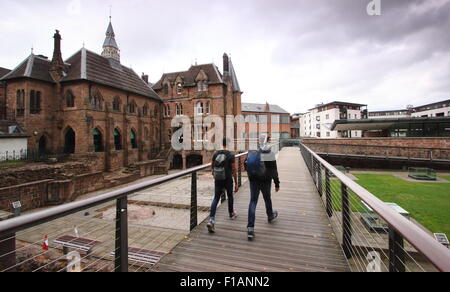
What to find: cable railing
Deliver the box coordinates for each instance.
[0,152,248,272]
[300,143,450,272]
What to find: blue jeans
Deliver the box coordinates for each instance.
[210,179,234,221]
[248,180,274,228]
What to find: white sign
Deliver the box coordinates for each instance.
[12,201,21,209]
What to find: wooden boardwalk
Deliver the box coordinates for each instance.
[152,147,350,272]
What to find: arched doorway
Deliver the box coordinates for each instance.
[93,128,104,152]
[38,136,47,155]
[64,128,76,154]
[186,154,203,169]
[114,128,122,150]
[172,153,183,170]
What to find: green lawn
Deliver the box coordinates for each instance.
[0,161,26,169]
[353,174,450,238]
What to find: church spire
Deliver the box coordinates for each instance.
[101,18,120,62]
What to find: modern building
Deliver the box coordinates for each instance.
[0,20,163,172]
[290,114,301,139]
[332,116,450,138]
[411,99,450,118]
[0,121,28,161]
[152,54,243,169]
[368,109,412,119]
[300,101,368,139]
[242,102,291,140]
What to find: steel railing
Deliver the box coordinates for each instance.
[300,143,450,272]
[0,152,248,272]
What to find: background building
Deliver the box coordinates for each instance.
[242,102,291,140]
[0,67,11,120]
[300,101,368,138]
[411,99,450,118]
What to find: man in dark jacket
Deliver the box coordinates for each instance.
[207,138,239,233]
[245,135,280,240]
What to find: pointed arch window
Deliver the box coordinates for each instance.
[30,90,41,114]
[93,128,104,152]
[114,128,122,150]
[143,103,149,116]
[16,90,25,117]
[66,90,75,108]
[128,101,137,114]
[164,84,169,95]
[91,92,103,110]
[130,129,138,149]
[113,97,121,112]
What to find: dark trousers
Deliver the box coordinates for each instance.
[210,179,234,220]
[248,180,274,228]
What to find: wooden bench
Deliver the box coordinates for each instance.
[110,247,166,266]
[54,236,101,258]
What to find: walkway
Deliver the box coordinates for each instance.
[152,147,350,272]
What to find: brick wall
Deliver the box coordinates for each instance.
[303,138,450,160]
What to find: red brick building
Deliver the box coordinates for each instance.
[0,67,11,120]
[242,102,291,141]
[0,21,162,171]
[152,54,243,169]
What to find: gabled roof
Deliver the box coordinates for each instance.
[0,67,11,78]
[62,48,161,101]
[153,63,224,90]
[242,103,290,114]
[1,54,54,83]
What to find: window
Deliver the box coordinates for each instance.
[66,91,75,107]
[198,81,208,92]
[114,129,122,150]
[113,97,121,112]
[143,103,149,116]
[16,90,25,117]
[145,127,150,140]
[176,83,183,95]
[176,103,183,116]
[128,101,137,114]
[130,129,138,149]
[196,102,204,115]
[205,102,210,114]
[316,116,320,122]
[163,84,169,95]
[193,125,203,141]
[30,90,41,114]
[326,132,331,137]
[91,92,103,110]
[93,128,103,152]
[164,104,171,117]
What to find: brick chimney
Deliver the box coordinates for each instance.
[141,73,149,84]
[223,53,229,74]
[265,102,270,112]
[49,30,65,82]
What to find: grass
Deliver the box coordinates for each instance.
[353,174,450,239]
[439,176,450,182]
[0,161,26,169]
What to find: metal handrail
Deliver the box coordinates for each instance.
[0,152,248,236]
[301,143,450,272]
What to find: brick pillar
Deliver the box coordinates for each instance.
[122,112,129,167]
[137,111,143,162]
[105,107,113,172]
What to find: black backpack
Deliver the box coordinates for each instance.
[213,152,228,181]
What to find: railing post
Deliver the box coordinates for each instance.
[190,171,198,231]
[389,228,406,272]
[238,156,242,187]
[325,169,332,217]
[317,164,323,197]
[115,196,128,272]
[341,184,352,259]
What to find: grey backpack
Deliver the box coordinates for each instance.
[213,152,227,181]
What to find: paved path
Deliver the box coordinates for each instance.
[153,147,350,272]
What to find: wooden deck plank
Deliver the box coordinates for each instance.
[152,147,350,272]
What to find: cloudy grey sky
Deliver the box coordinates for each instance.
[1,0,449,113]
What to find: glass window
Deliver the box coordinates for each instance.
[130,130,138,149]
[114,129,122,150]
[93,128,103,152]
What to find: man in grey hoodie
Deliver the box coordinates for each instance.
[245,135,280,240]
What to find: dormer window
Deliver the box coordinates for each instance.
[163,84,169,95]
[198,81,208,92]
[177,83,183,95]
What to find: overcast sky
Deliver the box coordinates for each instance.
[1,0,449,113]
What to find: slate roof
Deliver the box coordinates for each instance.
[153,63,224,90]
[242,103,290,114]
[103,22,119,49]
[1,49,161,101]
[62,48,160,100]
[1,55,54,83]
[0,67,11,78]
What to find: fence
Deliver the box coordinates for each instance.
[0,152,248,272]
[0,149,68,163]
[300,143,450,272]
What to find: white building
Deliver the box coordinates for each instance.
[0,123,28,161]
[368,109,412,119]
[411,99,450,118]
[300,102,368,139]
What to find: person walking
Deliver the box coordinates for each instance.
[207,138,239,233]
[245,135,280,240]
